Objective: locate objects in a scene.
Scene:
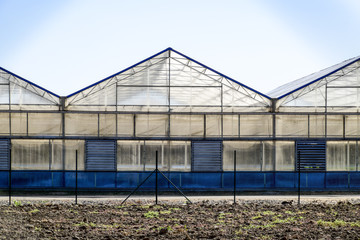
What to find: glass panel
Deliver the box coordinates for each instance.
[327,115,343,137]
[0,113,9,135]
[64,140,85,170]
[136,114,168,137]
[309,115,325,137]
[327,141,348,171]
[275,141,295,171]
[11,113,27,135]
[170,115,204,137]
[206,115,221,137]
[117,140,143,171]
[276,115,307,137]
[240,115,272,137]
[12,140,50,170]
[99,114,116,136]
[142,141,168,171]
[28,113,62,136]
[223,141,262,171]
[117,114,134,137]
[263,141,275,171]
[65,113,98,136]
[223,115,239,137]
[165,141,191,171]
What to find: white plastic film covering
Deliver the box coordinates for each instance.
[12,140,50,170]
[51,140,63,170]
[65,113,98,136]
[99,114,116,137]
[223,115,239,137]
[275,141,295,171]
[0,113,9,135]
[327,141,358,171]
[28,113,62,136]
[117,114,134,137]
[206,115,222,137]
[309,115,325,137]
[170,115,204,137]
[135,114,168,137]
[240,115,272,137]
[64,140,85,170]
[223,141,274,171]
[276,115,308,137]
[327,115,343,137]
[11,113,27,135]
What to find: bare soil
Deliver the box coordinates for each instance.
[0,200,360,239]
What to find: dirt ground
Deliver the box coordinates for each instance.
[0,199,360,239]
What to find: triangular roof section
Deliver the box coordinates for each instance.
[0,67,60,106]
[66,48,271,112]
[267,56,360,109]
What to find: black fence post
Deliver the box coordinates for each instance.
[75,150,78,205]
[8,146,11,206]
[234,150,236,204]
[155,150,158,205]
[297,150,301,206]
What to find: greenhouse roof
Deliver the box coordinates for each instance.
[267,56,360,99]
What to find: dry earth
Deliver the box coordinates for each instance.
[0,199,360,239]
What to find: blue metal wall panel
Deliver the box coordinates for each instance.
[326,172,348,189]
[0,171,8,187]
[95,172,116,188]
[349,172,360,188]
[181,172,222,189]
[12,172,53,188]
[275,172,296,188]
[116,172,142,188]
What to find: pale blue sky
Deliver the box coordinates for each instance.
[1,0,360,96]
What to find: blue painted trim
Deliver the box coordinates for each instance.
[0,66,60,98]
[66,47,271,100]
[277,56,360,100]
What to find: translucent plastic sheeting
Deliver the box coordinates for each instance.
[275,141,295,171]
[327,141,359,171]
[223,115,239,137]
[170,115,204,137]
[276,115,308,137]
[240,115,272,137]
[11,140,63,170]
[28,113,62,136]
[345,115,360,137]
[309,115,325,137]
[99,114,116,137]
[117,114,134,137]
[206,115,222,137]
[0,113,9,135]
[135,114,168,137]
[64,140,85,171]
[117,140,190,171]
[66,49,271,112]
[223,141,274,171]
[11,113,27,135]
[65,113,98,136]
[327,115,344,137]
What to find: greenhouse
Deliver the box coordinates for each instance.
[1,47,360,191]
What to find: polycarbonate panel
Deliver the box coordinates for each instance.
[170,86,221,106]
[70,84,116,107]
[327,141,357,171]
[166,141,191,171]
[170,115,204,137]
[240,115,272,137]
[10,83,56,105]
[12,140,50,170]
[117,86,168,106]
[263,141,275,171]
[345,115,360,137]
[223,115,239,137]
[0,84,9,104]
[64,140,85,170]
[279,85,326,108]
[327,115,343,137]
[276,115,307,137]
[206,115,221,137]
[99,114,116,137]
[136,114,168,137]
[0,113,9,135]
[51,140,63,170]
[327,88,360,107]
[65,113,98,136]
[309,115,325,137]
[275,141,295,171]
[117,140,143,171]
[28,113,62,136]
[117,114,134,137]
[11,113,27,135]
[142,141,168,171]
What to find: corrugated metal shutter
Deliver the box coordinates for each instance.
[85,140,116,171]
[296,141,326,172]
[0,140,9,170]
[192,141,222,172]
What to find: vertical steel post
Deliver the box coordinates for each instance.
[75,150,78,205]
[155,150,158,205]
[297,150,301,206]
[8,145,11,206]
[234,150,236,204]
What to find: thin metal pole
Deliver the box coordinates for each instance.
[75,150,78,205]
[297,150,301,206]
[234,150,236,204]
[155,151,158,205]
[158,171,192,204]
[8,145,11,206]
